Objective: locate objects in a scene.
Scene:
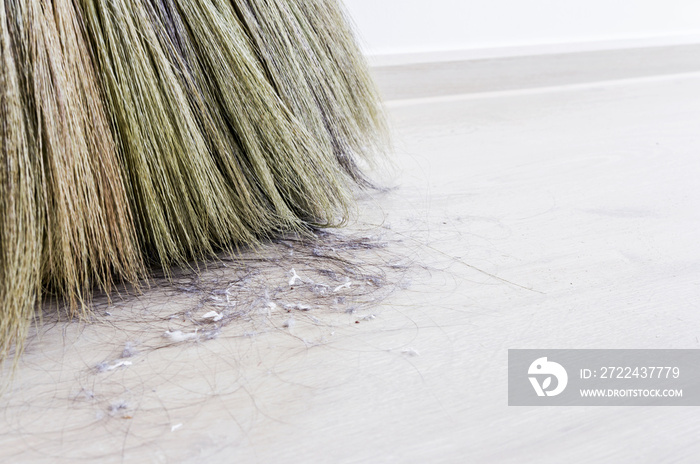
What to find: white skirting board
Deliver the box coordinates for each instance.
[367,34,700,67]
[371,41,700,101]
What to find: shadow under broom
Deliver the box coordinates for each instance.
[0,0,387,370]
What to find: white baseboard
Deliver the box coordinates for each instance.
[370,41,700,101]
[367,33,700,67]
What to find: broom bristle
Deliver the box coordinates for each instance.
[1,0,41,365]
[296,0,390,160]
[0,0,389,369]
[233,0,388,184]
[30,0,144,309]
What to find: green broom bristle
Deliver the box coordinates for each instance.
[1,0,41,364]
[0,0,389,369]
[234,0,388,184]
[297,0,390,160]
[30,0,144,307]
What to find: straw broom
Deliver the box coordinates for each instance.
[0,0,387,367]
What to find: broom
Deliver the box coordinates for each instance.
[0,0,387,367]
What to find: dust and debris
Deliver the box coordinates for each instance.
[283,303,311,312]
[121,342,138,358]
[288,268,302,286]
[201,329,220,340]
[96,360,133,373]
[65,228,416,382]
[316,269,338,280]
[201,310,223,322]
[209,292,236,308]
[163,330,198,342]
[401,348,421,357]
[333,279,352,293]
[73,389,95,401]
[309,283,330,295]
[108,400,128,414]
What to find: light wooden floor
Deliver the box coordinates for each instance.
[3,50,700,463]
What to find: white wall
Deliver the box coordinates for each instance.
[343,0,700,59]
